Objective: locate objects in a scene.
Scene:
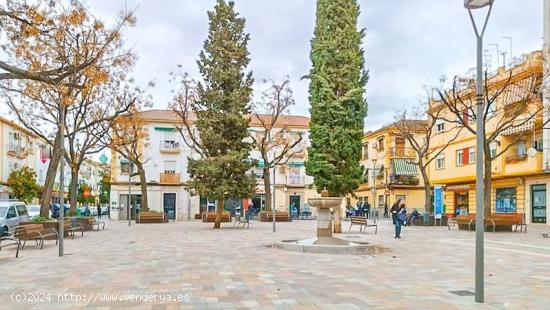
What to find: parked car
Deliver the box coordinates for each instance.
[50,204,69,218]
[88,206,98,216]
[0,201,29,236]
[26,204,42,220]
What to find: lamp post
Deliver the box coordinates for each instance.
[464,0,494,303]
[371,159,377,212]
[58,107,66,257]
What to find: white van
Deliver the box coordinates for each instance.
[0,201,30,235]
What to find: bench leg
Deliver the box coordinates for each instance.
[349,224,352,232]
[22,240,26,250]
[16,242,20,258]
[40,239,44,249]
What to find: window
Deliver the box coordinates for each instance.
[120,161,131,174]
[495,187,517,213]
[164,160,177,174]
[469,147,476,164]
[489,142,498,159]
[16,205,28,216]
[456,150,464,166]
[377,137,384,151]
[378,195,385,207]
[534,136,544,152]
[516,141,526,156]
[6,207,17,219]
[435,154,445,170]
[435,119,445,133]
[362,143,369,159]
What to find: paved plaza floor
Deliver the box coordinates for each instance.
[1,217,550,309]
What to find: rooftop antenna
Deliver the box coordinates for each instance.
[502,36,513,63]
[489,43,500,68]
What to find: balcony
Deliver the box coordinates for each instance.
[7,143,26,158]
[389,174,420,186]
[160,173,181,184]
[287,174,305,186]
[505,154,527,164]
[160,141,180,154]
[389,147,416,158]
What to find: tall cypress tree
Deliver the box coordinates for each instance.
[188,0,256,228]
[305,0,368,197]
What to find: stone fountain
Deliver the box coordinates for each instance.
[276,189,376,255]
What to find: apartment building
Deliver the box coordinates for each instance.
[353,120,427,212]
[428,51,548,225]
[109,110,317,221]
[0,116,107,203]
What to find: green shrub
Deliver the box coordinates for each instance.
[31,216,49,223]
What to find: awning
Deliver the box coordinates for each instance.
[154,127,176,132]
[392,159,418,176]
[501,119,535,136]
[288,161,304,167]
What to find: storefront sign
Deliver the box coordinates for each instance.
[434,186,443,219]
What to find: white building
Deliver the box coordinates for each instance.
[109,109,318,221]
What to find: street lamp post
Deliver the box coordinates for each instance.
[464,0,494,303]
[371,159,377,215]
[58,107,66,257]
[272,164,276,233]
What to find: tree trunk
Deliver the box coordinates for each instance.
[39,130,62,217]
[484,151,492,218]
[136,163,149,212]
[419,165,431,212]
[214,197,224,229]
[69,168,79,215]
[263,167,272,211]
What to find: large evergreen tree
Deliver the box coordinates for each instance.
[188,0,255,228]
[306,0,368,197]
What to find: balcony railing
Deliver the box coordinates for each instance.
[160,173,181,184]
[389,174,420,186]
[7,143,25,157]
[160,141,180,153]
[505,154,527,164]
[287,175,305,186]
[389,147,416,158]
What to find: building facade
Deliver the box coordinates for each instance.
[428,51,548,225]
[353,121,427,213]
[109,110,317,221]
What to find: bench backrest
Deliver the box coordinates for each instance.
[15,224,44,238]
[350,216,367,224]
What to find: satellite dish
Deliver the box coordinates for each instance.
[527,147,537,158]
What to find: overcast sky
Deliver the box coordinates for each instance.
[85,0,543,131]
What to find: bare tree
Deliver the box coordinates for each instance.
[108,106,152,213]
[434,59,543,216]
[250,79,304,211]
[394,101,462,212]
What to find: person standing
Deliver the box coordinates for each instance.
[365,200,371,219]
[383,203,389,218]
[97,204,102,219]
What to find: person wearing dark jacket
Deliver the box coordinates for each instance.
[390,200,401,225]
[394,201,407,239]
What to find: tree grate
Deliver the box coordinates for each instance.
[449,290,475,296]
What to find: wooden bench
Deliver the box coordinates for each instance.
[64,219,84,238]
[138,212,166,223]
[457,213,527,232]
[259,211,291,222]
[201,212,231,223]
[349,216,377,234]
[14,224,58,258]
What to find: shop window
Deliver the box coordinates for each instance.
[495,187,517,213]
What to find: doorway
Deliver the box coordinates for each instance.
[163,193,176,220]
[531,184,546,223]
[119,194,142,220]
[454,192,469,216]
[289,195,300,218]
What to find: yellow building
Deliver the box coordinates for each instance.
[353,120,428,213]
[428,51,548,225]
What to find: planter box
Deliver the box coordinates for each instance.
[201,212,231,223]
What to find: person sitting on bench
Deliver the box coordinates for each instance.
[407,208,421,225]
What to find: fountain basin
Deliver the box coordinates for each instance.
[277,237,376,255]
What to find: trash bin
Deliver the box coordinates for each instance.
[422,212,429,225]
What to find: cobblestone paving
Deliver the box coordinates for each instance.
[1,218,550,309]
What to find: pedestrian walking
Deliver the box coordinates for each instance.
[97,204,102,218]
[383,203,389,218]
[365,201,371,219]
[394,201,407,239]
